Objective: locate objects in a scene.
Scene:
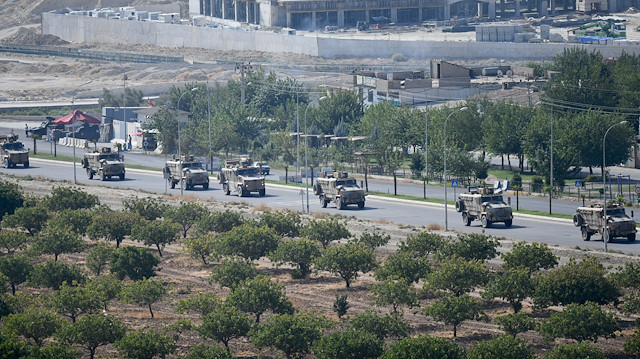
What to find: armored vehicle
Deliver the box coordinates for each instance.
[573,204,636,242]
[0,134,29,168]
[164,155,210,190]
[219,159,265,197]
[456,186,513,228]
[81,147,125,180]
[28,116,62,137]
[313,171,365,210]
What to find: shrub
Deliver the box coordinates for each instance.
[438,233,499,262]
[109,246,160,281]
[391,53,408,62]
[531,176,544,192]
[0,180,23,221]
[302,219,351,249]
[467,334,534,359]
[333,294,349,318]
[196,209,244,234]
[502,241,557,275]
[382,335,465,359]
[349,311,408,340]
[268,238,321,279]
[494,312,536,337]
[123,197,168,221]
[215,224,279,261]
[313,328,383,359]
[510,173,522,188]
[545,342,605,359]
[258,210,302,237]
[537,302,620,343]
[315,243,377,288]
[42,186,99,212]
[209,257,258,289]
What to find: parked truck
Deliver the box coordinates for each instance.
[164,155,210,190]
[0,134,29,168]
[456,186,513,228]
[313,171,366,209]
[218,158,265,197]
[573,204,636,242]
[572,19,626,38]
[81,147,125,180]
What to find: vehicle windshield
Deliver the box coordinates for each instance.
[99,154,120,161]
[609,208,626,216]
[336,179,357,186]
[237,168,258,176]
[183,162,202,169]
[482,196,504,203]
[2,143,24,150]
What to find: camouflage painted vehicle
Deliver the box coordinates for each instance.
[313,171,365,210]
[81,147,125,180]
[573,204,636,242]
[456,186,513,228]
[218,158,265,197]
[164,155,210,190]
[0,134,29,168]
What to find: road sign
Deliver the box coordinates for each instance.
[143,141,148,147]
[635,183,640,194]
[575,180,582,188]
[451,179,459,188]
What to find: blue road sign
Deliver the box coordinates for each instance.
[575,180,582,187]
[451,179,459,187]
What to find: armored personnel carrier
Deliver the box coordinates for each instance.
[456,186,513,228]
[164,155,210,190]
[313,171,365,210]
[0,134,29,168]
[219,158,265,197]
[573,204,636,242]
[81,147,125,180]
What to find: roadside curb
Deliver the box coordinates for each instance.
[30,158,162,176]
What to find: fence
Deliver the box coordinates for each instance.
[0,43,183,63]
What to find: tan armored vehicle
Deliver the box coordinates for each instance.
[163,155,210,190]
[218,159,265,197]
[573,204,636,242]
[456,186,513,228]
[81,147,125,180]
[0,134,29,168]
[313,171,365,209]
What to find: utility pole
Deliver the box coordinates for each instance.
[235,62,253,104]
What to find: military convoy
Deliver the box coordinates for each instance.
[0,134,29,168]
[573,204,636,242]
[164,155,210,190]
[313,171,366,210]
[219,158,265,197]
[81,147,125,180]
[456,186,513,228]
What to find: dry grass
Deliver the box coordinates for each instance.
[373,218,390,225]
[427,223,443,231]
[251,203,272,212]
[311,212,330,219]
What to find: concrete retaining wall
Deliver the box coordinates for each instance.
[42,12,639,61]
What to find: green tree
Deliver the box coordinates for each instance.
[311,89,362,134]
[181,344,232,359]
[209,256,258,289]
[131,219,180,257]
[86,274,123,311]
[333,294,350,318]
[120,277,167,318]
[438,233,499,262]
[99,87,144,108]
[0,230,29,254]
[28,259,85,290]
[183,232,218,265]
[197,302,252,351]
[215,224,279,260]
[313,328,383,359]
[33,224,86,261]
[502,241,558,275]
[349,311,408,340]
[612,52,640,109]
[624,329,640,356]
[109,246,160,281]
[196,209,244,234]
[422,293,487,338]
[4,307,63,346]
[258,210,302,237]
[370,278,418,314]
[0,254,32,295]
[252,312,330,359]
[353,231,390,250]
[467,334,534,359]
[494,312,536,338]
[426,256,488,296]
[374,251,430,284]
[53,281,102,322]
[124,197,169,221]
[227,275,294,323]
[86,242,115,276]
[175,292,222,316]
[42,187,99,212]
[381,334,466,359]
[315,243,377,288]
[533,256,619,308]
[302,218,351,249]
[268,238,322,279]
[544,342,606,359]
[0,180,23,221]
[482,101,532,171]
[164,202,207,238]
[115,328,176,359]
[397,231,445,257]
[482,268,533,313]
[47,209,93,236]
[537,301,619,343]
[87,210,141,248]
[59,313,126,359]
[1,205,49,236]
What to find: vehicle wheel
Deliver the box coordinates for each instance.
[87,169,93,179]
[455,200,464,213]
[170,180,176,189]
[572,213,583,227]
[203,183,209,190]
[320,195,327,208]
[504,219,512,228]
[338,200,346,210]
[582,226,591,241]
[258,188,265,196]
[313,184,321,195]
[223,183,230,195]
[2,158,7,168]
[6,159,12,168]
[462,212,471,226]
[481,214,491,228]
[357,201,365,209]
[628,233,636,242]
[238,185,245,197]
[265,171,269,175]
[99,170,105,181]
[23,161,29,168]
[119,173,125,180]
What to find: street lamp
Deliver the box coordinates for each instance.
[280,72,301,179]
[602,120,628,252]
[115,61,127,147]
[303,96,327,213]
[71,79,93,185]
[177,88,198,197]
[196,68,213,174]
[443,106,468,231]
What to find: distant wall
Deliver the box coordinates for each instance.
[42,12,639,61]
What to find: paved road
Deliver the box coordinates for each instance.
[3,158,640,255]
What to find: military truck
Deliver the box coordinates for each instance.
[81,147,125,180]
[313,171,365,210]
[0,134,29,168]
[164,155,210,190]
[218,158,265,197]
[573,204,636,242]
[455,186,513,228]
